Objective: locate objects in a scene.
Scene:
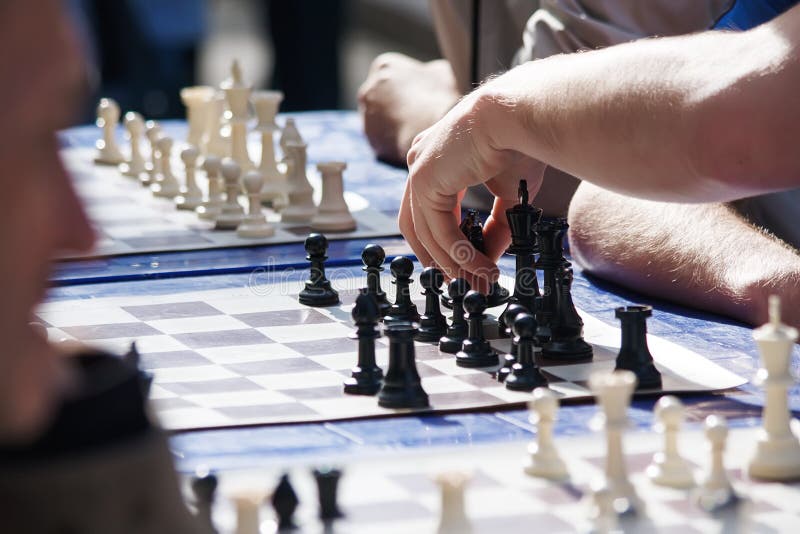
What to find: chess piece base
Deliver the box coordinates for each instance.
[237,220,276,238]
[343,367,383,396]
[456,344,498,368]
[215,211,245,230]
[646,454,695,488]
[415,321,448,343]
[505,364,548,391]
[439,335,466,354]
[523,444,568,481]
[281,204,317,223]
[299,285,340,307]
[311,212,357,233]
[175,193,203,211]
[377,385,430,409]
[151,182,180,198]
[542,339,593,361]
[747,433,800,481]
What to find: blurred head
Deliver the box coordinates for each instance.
[0,0,95,441]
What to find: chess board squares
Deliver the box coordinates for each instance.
[195,343,304,365]
[256,321,353,344]
[60,322,162,340]
[232,308,333,328]
[204,294,308,314]
[122,301,224,321]
[121,233,214,249]
[173,328,271,349]
[37,306,143,328]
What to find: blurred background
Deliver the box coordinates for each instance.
[70,0,440,122]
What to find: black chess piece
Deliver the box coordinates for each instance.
[499,180,542,333]
[361,243,391,317]
[505,313,549,391]
[460,209,510,308]
[456,291,499,368]
[344,289,384,395]
[384,256,420,325]
[542,266,593,361]
[298,233,340,307]
[439,278,470,353]
[534,217,568,342]
[497,303,529,383]
[313,467,344,521]
[191,470,218,533]
[378,322,430,409]
[614,305,662,389]
[272,474,299,531]
[415,267,448,342]
[123,341,153,395]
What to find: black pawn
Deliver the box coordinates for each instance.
[378,322,430,409]
[313,467,344,521]
[499,180,542,333]
[456,291,499,368]
[542,267,593,361]
[614,305,662,389]
[384,256,420,325]
[299,233,340,307]
[439,278,470,353]
[271,474,299,531]
[344,289,384,395]
[505,313,548,391]
[362,243,391,317]
[191,471,218,533]
[415,267,448,342]
[497,303,529,383]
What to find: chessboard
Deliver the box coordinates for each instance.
[37,262,745,432]
[188,424,800,533]
[59,145,399,259]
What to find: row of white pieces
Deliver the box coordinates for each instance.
[188,423,799,534]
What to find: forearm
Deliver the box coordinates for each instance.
[484,9,800,201]
[568,183,800,327]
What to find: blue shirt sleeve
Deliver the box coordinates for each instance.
[713,0,798,30]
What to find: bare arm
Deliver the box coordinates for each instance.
[402,6,800,282]
[568,182,800,328]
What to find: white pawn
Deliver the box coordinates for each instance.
[152,137,180,198]
[311,161,357,232]
[524,388,568,481]
[143,120,162,186]
[215,159,245,230]
[435,472,472,534]
[120,112,146,177]
[175,146,203,210]
[748,295,800,481]
[695,415,736,511]
[280,141,317,223]
[588,370,641,515]
[252,90,288,209]
[646,396,695,488]
[94,98,125,165]
[237,171,275,238]
[198,155,225,221]
[232,492,261,534]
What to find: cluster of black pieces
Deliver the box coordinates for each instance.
[614,305,663,389]
[298,233,340,307]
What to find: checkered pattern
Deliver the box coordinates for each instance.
[199,427,800,534]
[61,146,399,258]
[37,272,744,431]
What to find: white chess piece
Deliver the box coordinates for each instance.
[588,370,641,515]
[646,396,695,488]
[586,487,619,534]
[237,171,275,238]
[435,472,472,534]
[94,98,125,165]
[120,112,146,177]
[279,117,303,160]
[151,137,180,198]
[748,295,800,481]
[197,155,225,220]
[175,146,203,210]
[695,415,736,511]
[205,92,230,157]
[232,492,261,534]
[524,388,568,481]
[311,161,357,232]
[222,60,253,171]
[252,90,289,209]
[180,85,215,148]
[280,141,317,223]
[143,120,162,186]
[215,159,245,229]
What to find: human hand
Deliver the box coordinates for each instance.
[357,53,460,165]
[399,78,547,291]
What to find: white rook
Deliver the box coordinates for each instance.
[311,161,356,232]
[280,141,316,223]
